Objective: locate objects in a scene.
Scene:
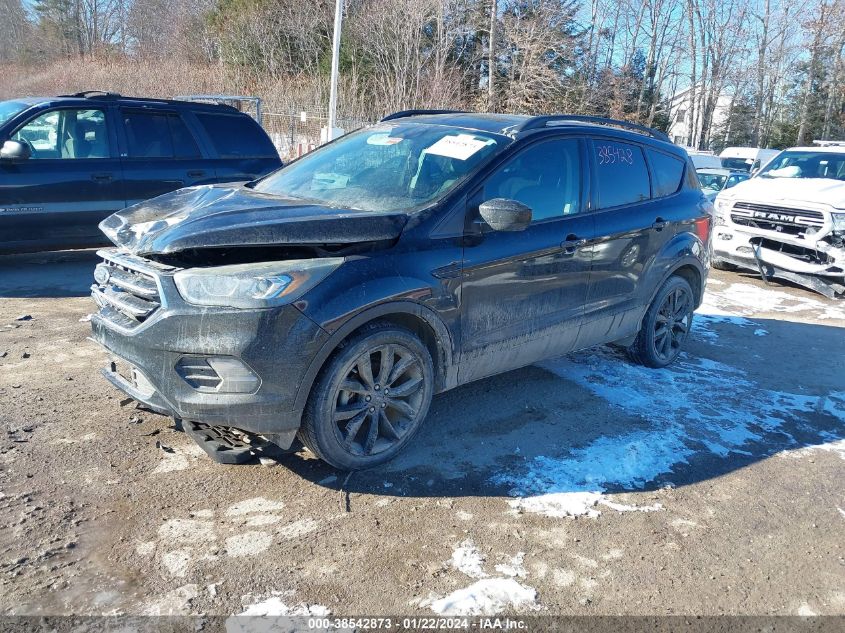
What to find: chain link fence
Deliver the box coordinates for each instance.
[260,110,375,161]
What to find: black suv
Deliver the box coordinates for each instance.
[0,92,281,253]
[90,111,711,470]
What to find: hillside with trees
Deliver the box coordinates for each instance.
[0,0,843,150]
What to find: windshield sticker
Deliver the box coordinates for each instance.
[425,134,493,160]
[366,133,404,146]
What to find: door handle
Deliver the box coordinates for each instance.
[652,217,667,231]
[187,170,206,178]
[561,234,588,255]
[91,173,113,182]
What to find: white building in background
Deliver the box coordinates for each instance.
[668,85,733,148]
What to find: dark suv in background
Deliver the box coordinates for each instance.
[90,111,711,470]
[0,91,281,253]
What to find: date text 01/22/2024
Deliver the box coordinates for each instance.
[305,617,528,630]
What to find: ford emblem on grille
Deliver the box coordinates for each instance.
[94,265,111,286]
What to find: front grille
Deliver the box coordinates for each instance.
[91,251,163,329]
[731,202,825,236]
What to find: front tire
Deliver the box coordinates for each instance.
[629,275,695,368]
[299,322,434,470]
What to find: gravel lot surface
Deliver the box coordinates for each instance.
[1,250,843,617]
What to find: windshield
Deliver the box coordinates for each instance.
[252,123,505,212]
[721,157,752,172]
[697,172,727,191]
[757,150,845,181]
[0,100,29,127]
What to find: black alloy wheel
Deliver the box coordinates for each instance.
[300,322,434,470]
[628,275,695,368]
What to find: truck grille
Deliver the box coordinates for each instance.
[731,202,825,236]
[91,252,163,329]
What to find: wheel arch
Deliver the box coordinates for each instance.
[644,230,708,310]
[294,301,455,413]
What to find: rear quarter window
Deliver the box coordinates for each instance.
[647,149,686,197]
[195,112,276,158]
[593,140,650,208]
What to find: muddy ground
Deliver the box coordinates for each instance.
[0,250,843,618]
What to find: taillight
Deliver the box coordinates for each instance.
[693,216,711,243]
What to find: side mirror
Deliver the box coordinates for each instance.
[0,140,31,161]
[478,198,532,232]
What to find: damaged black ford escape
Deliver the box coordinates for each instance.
[90,112,711,470]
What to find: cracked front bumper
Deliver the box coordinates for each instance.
[713,228,845,297]
[91,298,330,446]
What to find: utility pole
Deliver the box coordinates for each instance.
[488,0,497,112]
[327,0,344,141]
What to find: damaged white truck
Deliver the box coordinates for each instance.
[712,143,845,298]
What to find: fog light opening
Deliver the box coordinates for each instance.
[175,356,260,394]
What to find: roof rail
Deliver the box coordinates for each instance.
[517,114,670,142]
[59,91,122,99]
[381,109,466,122]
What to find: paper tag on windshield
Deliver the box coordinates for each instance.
[425,134,491,160]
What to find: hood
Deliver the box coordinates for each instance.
[100,184,409,255]
[719,177,845,210]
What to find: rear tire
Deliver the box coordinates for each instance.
[299,322,434,470]
[629,275,695,368]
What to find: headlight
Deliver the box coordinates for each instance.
[713,196,733,214]
[712,196,732,225]
[832,212,845,231]
[174,258,343,308]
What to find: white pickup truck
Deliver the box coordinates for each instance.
[711,144,845,298]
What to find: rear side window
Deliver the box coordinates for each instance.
[123,111,200,159]
[593,140,650,208]
[647,149,685,197]
[195,113,276,158]
[168,115,201,158]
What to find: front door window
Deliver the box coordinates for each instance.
[13,109,109,159]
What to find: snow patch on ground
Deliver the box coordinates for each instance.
[451,540,488,578]
[277,518,321,539]
[495,346,841,518]
[508,492,602,518]
[161,548,192,577]
[235,595,330,616]
[598,500,663,513]
[692,294,762,342]
[146,498,321,581]
[707,282,845,321]
[226,497,286,516]
[494,552,527,578]
[142,584,199,615]
[425,578,537,616]
[225,531,273,557]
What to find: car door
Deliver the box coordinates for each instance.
[459,137,595,383]
[118,108,216,206]
[575,139,684,349]
[0,106,123,251]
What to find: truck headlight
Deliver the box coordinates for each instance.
[174,258,343,308]
[832,212,845,231]
[712,197,732,225]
